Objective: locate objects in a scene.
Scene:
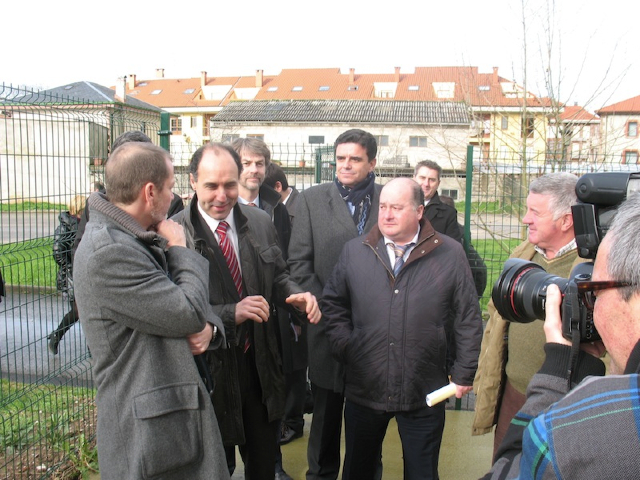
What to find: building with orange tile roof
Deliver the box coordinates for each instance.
[597,95,640,166]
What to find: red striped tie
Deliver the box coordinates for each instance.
[216,221,243,298]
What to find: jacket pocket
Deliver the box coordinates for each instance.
[133,383,203,478]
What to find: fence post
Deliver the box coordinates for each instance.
[464,145,474,249]
[159,112,171,151]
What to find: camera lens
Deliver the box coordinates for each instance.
[492,258,569,323]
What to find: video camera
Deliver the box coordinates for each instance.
[492,172,640,342]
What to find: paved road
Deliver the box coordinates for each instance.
[0,289,93,386]
[1,211,60,244]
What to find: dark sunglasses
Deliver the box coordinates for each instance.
[576,280,635,310]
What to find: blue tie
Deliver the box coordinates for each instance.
[389,243,413,276]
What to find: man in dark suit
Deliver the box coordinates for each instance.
[173,143,321,480]
[413,160,461,242]
[288,129,382,480]
[264,162,300,225]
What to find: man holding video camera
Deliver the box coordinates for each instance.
[472,172,586,456]
[484,192,640,478]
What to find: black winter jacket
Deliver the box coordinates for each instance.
[173,198,303,445]
[323,218,482,411]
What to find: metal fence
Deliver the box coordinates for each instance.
[2,82,638,478]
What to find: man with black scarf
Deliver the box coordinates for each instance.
[288,129,382,480]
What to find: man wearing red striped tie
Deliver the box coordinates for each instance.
[173,143,321,480]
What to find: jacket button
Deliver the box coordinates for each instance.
[390,342,394,346]
[394,289,399,294]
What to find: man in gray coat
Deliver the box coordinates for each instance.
[288,129,382,480]
[74,142,229,480]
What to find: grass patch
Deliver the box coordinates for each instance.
[0,240,58,288]
[0,380,98,478]
[1,201,65,212]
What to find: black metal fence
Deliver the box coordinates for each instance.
[2,82,638,478]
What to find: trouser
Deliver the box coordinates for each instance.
[306,383,344,480]
[493,380,526,463]
[225,345,280,480]
[283,367,307,433]
[49,300,79,343]
[342,400,445,480]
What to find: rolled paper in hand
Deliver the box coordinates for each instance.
[426,383,457,407]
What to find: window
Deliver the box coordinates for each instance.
[501,116,508,130]
[170,118,182,134]
[246,134,264,141]
[319,86,330,91]
[347,85,359,91]
[409,136,428,147]
[479,85,490,91]
[292,86,303,92]
[521,116,535,139]
[408,85,419,91]
[183,88,195,94]
[623,151,639,164]
[222,134,240,143]
[627,121,638,137]
[379,91,393,98]
[442,189,458,200]
[374,135,389,147]
[190,117,198,128]
[309,136,325,144]
[267,86,278,92]
[150,89,162,95]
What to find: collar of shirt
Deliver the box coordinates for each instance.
[534,238,577,260]
[197,202,241,266]
[383,228,420,267]
[282,188,292,205]
[238,195,260,207]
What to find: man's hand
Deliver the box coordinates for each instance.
[235,295,270,324]
[285,292,321,324]
[154,219,187,248]
[543,284,571,346]
[187,323,213,355]
[455,384,473,399]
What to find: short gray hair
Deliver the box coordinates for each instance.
[607,192,640,300]
[529,172,579,220]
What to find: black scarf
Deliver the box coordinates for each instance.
[334,172,376,235]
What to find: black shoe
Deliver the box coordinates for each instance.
[280,424,302,445]
[275,463,293,480]
[48,335,59,355]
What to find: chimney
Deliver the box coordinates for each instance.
[115,76,126,102]
[256,69,263,88]
[201,71,208,87]
[394,66,400,82]
[349,68,355,85]
[492,67,499,84]
[127,74,136,90]
[156,68,165,79]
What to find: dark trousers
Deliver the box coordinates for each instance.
[284,368,307,433]
[342,400,445,480]
[224,345,279,480]
[306,383,344,480]
[49,300,79,343]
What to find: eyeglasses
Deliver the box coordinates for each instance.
[576,280,635,310]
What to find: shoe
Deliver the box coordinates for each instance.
[275,464,293,480]
[48,335,59,355]
[280,424,302,445]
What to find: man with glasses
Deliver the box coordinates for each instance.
[472,172,586,459]
[485,192,640,478]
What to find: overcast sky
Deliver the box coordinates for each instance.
[4,0,636,111]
